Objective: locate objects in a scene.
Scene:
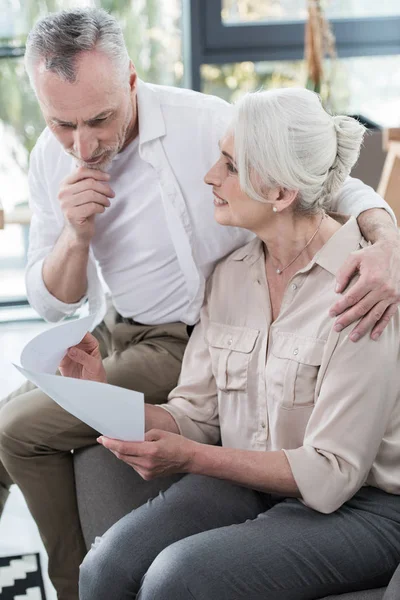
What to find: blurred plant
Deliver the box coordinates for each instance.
[304,0,337,108]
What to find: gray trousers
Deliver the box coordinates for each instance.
[79,474,400,600]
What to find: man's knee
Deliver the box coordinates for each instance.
[79,535,138,600]
[0,397,28,457]
[0,389,57,458]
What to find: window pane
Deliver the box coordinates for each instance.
[0,55,44,301]
[222,0,400,24]
[201,55,400,127]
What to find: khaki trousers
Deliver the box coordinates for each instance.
[0,309,189,600]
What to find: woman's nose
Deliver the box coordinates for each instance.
[204,162,221,187]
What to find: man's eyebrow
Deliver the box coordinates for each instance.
[50,110,114,126]
[85,110,114,123]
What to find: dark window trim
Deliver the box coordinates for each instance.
[0,45,25,58]
[183,0,400,90]
[0,298,29,308]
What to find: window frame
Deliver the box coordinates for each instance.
[182,0,400,90]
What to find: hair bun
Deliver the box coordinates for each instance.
[322,115,366,200]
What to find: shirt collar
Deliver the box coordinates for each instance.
[136,79,166,145]
[232,215,365,276]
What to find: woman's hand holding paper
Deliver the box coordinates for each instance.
[97,429,197,480]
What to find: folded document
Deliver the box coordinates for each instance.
[13,315,144,441]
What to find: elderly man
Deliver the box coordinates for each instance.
[0,7,399,600]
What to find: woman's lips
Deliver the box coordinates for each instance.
[213,191,228,206]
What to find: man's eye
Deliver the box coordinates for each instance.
[90,118,107,126]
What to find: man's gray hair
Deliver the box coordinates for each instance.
[25,7,130,87]
[231,88,366,215]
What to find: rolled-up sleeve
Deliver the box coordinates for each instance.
[284,314,400,514]
[25,144,94,322]
[332,176,397,224]
[159,286,220,445]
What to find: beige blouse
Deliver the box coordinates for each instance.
[161,217,400,513]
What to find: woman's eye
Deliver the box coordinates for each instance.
[227,162,237,174]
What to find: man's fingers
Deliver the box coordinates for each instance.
[345,300,390,342]
[69,178,115,199]
[371,303,400,340]
[66,167,111,185]
[333,291,382,333]
[335,253,360,294]
[63,190,111,210]
[76,332,100,353]
[66,202,106,222]
[67,346,99,371]
[330,280,372,318]
[58,354,72,369]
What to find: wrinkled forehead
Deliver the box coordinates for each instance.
[35,50,125,120]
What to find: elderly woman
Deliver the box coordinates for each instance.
[68,88,400,600]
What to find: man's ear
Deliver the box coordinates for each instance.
[275,187,299,213]
[129,61,137,91]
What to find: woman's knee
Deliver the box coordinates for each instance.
[79,535,138,600]
[138,539,206,600]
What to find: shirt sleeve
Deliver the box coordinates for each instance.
[158,282,220,444]
[25,142,89,322]
[331,176,397,224]
[284,314,400,514]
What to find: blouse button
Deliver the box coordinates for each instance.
[228,338,233,346]
[291,283,297,290]
[293,348,299,356]
[261,421,266,429]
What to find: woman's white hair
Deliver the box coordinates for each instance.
[232,88,366,214]
[24,8,130,89]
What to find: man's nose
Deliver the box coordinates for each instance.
[73,128,98,161]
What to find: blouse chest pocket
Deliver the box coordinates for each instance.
[268,332,325,409]
[207,322,260,392]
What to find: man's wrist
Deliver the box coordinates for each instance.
[63,225,91,251]
[357,208,398,245]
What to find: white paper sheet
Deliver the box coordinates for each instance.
[20,314,96,374]
[14,316,144,441]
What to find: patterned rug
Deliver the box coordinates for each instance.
[0,553,46,600]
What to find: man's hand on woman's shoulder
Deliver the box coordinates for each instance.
[330,235,400,341]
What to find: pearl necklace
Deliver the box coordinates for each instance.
[273,212,326,275]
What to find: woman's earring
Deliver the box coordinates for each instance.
[272,206,278,213]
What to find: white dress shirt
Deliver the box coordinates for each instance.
[25,80,396,326]
[90,135,188,324]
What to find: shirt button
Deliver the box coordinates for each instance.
[228,338,233,346]
[293,348,299,356]
[291,283,297,290]
[261,421,266,429]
